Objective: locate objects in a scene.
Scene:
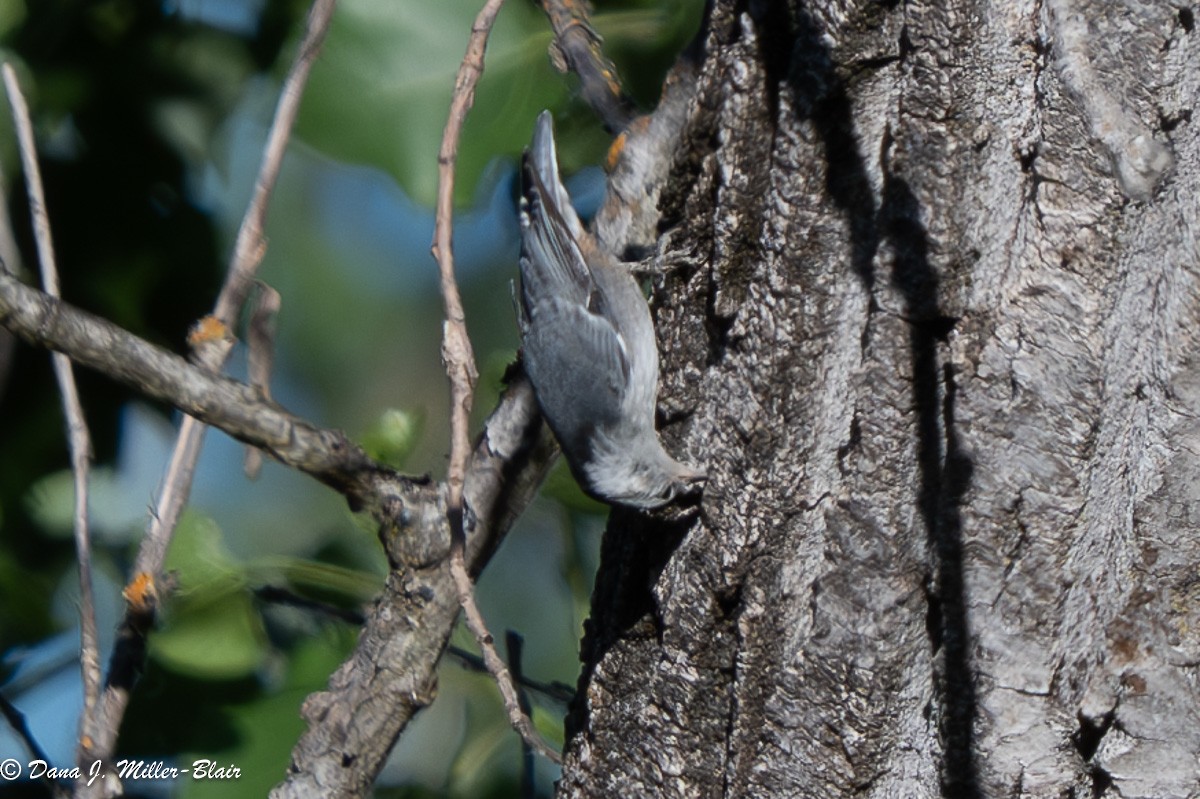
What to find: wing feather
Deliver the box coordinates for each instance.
[518,113,593,314]
[522,296,631,451]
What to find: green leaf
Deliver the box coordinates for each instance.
[0,2,25,39]
[360,408,423,468]
[24,466,144,544]
[531,702,565,749]
[165,511,241,589]
[23,469,74,537]
[294,0,567,206]
[151,513,267,679]
[150,591,266,679]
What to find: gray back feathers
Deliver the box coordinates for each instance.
[517,111,704,509]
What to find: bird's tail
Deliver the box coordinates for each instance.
[525,111,585,242]
[519,111,593,310]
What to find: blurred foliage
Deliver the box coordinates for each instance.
[298,0,701,206]
[152,512,268,679]
[0,0,702,796]
[359,407,423,469]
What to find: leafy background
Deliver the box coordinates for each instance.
[0,0,700,797]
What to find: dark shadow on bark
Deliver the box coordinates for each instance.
[773,4,880,292]
[566,1,979,792]
[564,508,691,741]
[882,177,978,798]
[779,4,979,795]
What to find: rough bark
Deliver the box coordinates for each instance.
[559,1,1200,798]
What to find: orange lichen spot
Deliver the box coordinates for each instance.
[607,117,653,171]
[600,68,622,98]
[628,116,651,136]
[188,315,230,347]
[605,132,628,172]
[122,572,158,613]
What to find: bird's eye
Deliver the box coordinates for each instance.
[658,485,676,502]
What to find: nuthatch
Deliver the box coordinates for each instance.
[517,111,705,509]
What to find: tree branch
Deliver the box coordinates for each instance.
[431,0,561,765]
[537,0,634,132]
[70,2,339,787]
[272,374,557,797]
[2,63,102,768]
[0,273,391,494]
[0,243,558,798]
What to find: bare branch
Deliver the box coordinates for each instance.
[431,0,561,764]
[452,556,562,762]
[537,0,634,132]
[0,273,393,495]
[2,63,103,765]
[214,0,336,325]
[0,219,559,799]
[272,375,557,797]
[245,282,282,478]
[449,643,575,705]
[433,2,490,522]
[73,0,339,783]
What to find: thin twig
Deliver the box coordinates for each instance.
[451,643,575,705]
[80,0,339,780]
[2,63,102,764]
[0,273,380,490]
[431,0,561,765]
[213,0,335,327]
[0,129,21,400]
[0,246,559,797]
[505,631,537,799]
[432,4,488,519]
[133,0,335,593]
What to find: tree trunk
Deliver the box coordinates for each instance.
[558,1,1199,797]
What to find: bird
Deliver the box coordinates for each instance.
[517,111,704,509]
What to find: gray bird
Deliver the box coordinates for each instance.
[517,111,704,509]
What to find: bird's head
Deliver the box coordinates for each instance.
[585,440,706,510]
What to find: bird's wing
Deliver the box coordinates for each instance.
[519,167,591,304]
[521,294,631,447]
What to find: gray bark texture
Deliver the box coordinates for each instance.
[557,0,1200,797]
